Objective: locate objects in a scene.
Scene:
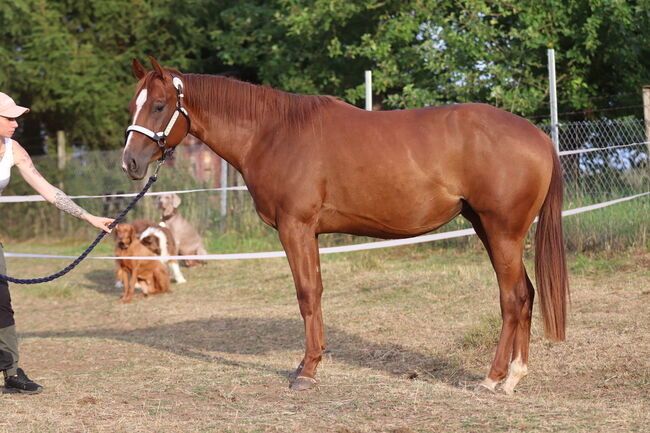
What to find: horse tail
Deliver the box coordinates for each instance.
[534,149,569,341]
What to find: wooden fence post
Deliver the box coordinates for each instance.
[643,86,650,171]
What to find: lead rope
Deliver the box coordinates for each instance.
[0,149,173,285]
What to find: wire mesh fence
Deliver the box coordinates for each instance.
[539,118,649,202]
[0,146,231,241]
[1,118,648,243]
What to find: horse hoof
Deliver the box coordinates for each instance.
[475,380,497,394]
[289,376,317,391]
[288,365,303,381]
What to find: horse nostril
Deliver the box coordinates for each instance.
[129,158,137,172]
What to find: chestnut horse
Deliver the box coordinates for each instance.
[122,57,568,394]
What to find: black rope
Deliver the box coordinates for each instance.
[0,170,162,285]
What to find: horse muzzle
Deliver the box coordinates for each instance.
[121,149,152,180]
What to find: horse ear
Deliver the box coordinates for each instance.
[132,58,147,80]
[149,56,167,79]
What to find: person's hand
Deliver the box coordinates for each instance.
[83,214,115,233]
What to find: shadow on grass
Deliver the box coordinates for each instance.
[82,269,120,296]
[23,316,481,388]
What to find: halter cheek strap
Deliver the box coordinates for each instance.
[124,74,191,152]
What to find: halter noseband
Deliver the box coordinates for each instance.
[124,74,191,155]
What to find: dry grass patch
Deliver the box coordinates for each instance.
[0,245,648,432]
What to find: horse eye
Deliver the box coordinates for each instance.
[154,104,165,113]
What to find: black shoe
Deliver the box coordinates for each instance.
[4,368,43,394]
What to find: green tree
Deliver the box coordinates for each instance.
[0,0,215,152]
[211,0,650,119]
[2,0,649,153]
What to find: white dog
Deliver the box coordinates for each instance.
[139,225,187,284]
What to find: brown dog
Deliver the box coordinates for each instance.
[114,223,171,303]
[157,194,207,266]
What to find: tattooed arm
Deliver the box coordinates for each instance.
[52,188,88,219]
[12,140,114,232]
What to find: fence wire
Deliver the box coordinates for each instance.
[539,118,649,201]
[1,118,648,242]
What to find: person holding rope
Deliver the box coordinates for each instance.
[0,92,114,394]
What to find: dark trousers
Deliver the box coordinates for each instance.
[0,243,18,374]
[0,243,15,328]
[0,280,14,329]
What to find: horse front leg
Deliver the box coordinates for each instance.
[278,218,325,391]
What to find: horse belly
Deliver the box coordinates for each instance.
[318,184,462,239]
[315,119,464,237]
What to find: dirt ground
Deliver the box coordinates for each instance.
[1,245,648,433]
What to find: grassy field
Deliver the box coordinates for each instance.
[1,242,649,433]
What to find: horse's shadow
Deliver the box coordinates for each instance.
[23,315,481,388]
[31,269,482,387]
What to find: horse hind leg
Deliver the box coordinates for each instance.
[480,233,530,394]
[500,271,534,395]
[462,205,532,394]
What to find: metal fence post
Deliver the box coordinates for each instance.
[220,158,228,219]
[365,70,372,111]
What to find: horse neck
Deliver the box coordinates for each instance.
[183,75,266,172]
[189,119,253,173]
[182,74,334,173]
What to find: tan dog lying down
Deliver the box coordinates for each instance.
[157,193,207,266]
[114,223,171,303]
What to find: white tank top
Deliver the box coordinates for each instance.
[0,137,14,195]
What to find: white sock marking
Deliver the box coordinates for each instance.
[502,355,528,395]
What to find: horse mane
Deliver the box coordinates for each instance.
[182,73,336,130]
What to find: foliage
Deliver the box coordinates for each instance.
[1,0,649,151]
[0,0,216,152]
[212,0,650,117]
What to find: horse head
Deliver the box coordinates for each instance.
[122,57,190,180]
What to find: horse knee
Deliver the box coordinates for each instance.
[296,285,322,309]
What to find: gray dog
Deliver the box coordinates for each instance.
[157,193,207,266]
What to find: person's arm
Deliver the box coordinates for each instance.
[12,140,114,232]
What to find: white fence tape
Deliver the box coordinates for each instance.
[0,186,248,203]
[4,191,648,261]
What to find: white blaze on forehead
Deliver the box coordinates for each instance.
[124,88,149,152]
[135,88,148,116]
